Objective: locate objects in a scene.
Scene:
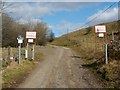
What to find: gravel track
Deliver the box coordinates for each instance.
[18,45,104,88]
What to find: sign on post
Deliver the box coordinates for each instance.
[28,39,34,43]
[95,25,106,33]
[26,31,36,39]
[95,25,108,64]
[26,31,36,62]
[17,35,24,64]
[17,35,23,43]
[98,33,104,38]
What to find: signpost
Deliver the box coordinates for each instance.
[17,35,23,64]
[98,33,104,38]
[26,31,36,39]
[105,44,108,64]
[26,31,36,62]
[95,25,108,64]
[95,25,106,33]
[28,39,34,43]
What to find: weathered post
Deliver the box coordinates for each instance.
[95,25,107,64]
[32,44,34,62]
[26,31,36,63]
[8,46,10,61]
[105,44,108,64]
[17,35,23,64]
[25,43,28,60]
[18,43,21,64]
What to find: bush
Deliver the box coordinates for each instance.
[108,40,120,60]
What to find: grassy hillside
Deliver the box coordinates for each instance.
[52,20,120,88]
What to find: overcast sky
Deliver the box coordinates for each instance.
[3,1,119,37]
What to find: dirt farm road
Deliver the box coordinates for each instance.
[18,45,104,88]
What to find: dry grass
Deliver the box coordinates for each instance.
[2,61,36,88]
[51,20,120,88]
[2,47,25,70]
[2,46,43,88]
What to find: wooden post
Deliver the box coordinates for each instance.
[25,43,28,60]
[32,44,34,62]
[18,43,21,64]
[8,46,10,62]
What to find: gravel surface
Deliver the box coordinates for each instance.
[18,45,104,88]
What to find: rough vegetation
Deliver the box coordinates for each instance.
[52,20,120,88]
[108,40,120,60]
[2,61,36,88]
[2,46,43,88]
[2,14,55,47]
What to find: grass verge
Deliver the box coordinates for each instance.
[2,60,37,88]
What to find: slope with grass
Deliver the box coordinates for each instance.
[52,20,120,88]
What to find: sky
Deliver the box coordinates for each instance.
[3,0,119,37]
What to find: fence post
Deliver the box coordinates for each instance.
[32,44,34,63]
[17,35,23,64]
[25,43,28,60]
[105,44,108,64]
[8,46,10,62]
[18,43,21,64]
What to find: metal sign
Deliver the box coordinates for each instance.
[17,35,23,64]
[95,25,106,33]
[18,39,23,43]
[17,35,23,44]
[98,33,104,38]
[26,31,36,39]
[28,39,34,43]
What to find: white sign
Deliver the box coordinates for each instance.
[26,31,36,39]
[17,35,23,43]
[18,39,23,43]
[28,39,34,43]
[98,33,104,38]
[10,57,14,60]
[95,25,106,33]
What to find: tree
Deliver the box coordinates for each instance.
[2,14,28,47]
[2,2,26,47]
[34,21,49,45]
[47,30,55,42]
[2,14,18,47]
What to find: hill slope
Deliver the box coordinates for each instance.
[52,20,120,88]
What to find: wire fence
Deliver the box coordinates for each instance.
[1,46,25,70]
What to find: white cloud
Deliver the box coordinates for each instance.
[87,7,118,26]
[18,18,42,24]
[3,2,88,24]
[4,2,85,18]
[4,3,52,18]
